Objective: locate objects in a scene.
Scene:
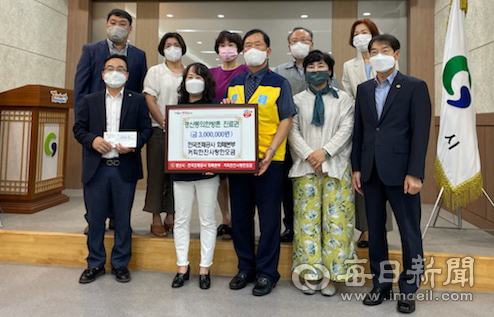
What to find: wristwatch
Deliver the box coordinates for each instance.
[325,150,331,159]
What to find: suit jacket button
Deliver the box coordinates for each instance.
[376,127,381,131]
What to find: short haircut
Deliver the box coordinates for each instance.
[349,18,379,47]
[107,8,132,26]
[302,50,335,79]
[214,31,243,53]
[103,54,128,70]
[177,63,216,104]
[287,27,313,43]
[368,34,401,52]
[243,29,270,48]
[158,32,187,57]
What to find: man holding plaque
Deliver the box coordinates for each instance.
[73,55,152,284]
[223,29,297,296]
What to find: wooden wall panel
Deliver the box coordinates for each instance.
[64,0,92,189]
[331,0,358,84]
[135,1,160,190]
[408,0,436,204]
[136,1,160,68]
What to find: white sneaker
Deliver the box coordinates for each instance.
[321,281,336,296]
[301,284,316,295]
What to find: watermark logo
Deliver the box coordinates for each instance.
[291,255,475,291]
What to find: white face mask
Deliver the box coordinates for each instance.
[244,48,267,66]
[185,79,205,95]
[164,46,182,62]
[104,71,127,88]
[370,53,396,73]
[106,26,128,43]
[353,34,372,52]
[290,42,310,59]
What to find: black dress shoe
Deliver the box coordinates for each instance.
[397,299,416,314]
[79,266,105,284]
[172,266,190,288]
[357,240,369,248]
[363,288,393,306]
[252,277,276,296]
[199,272,211,290]
[229,271,256,290]
[280,229,294,243]
[111,266,131,283]
[217,224,232,239]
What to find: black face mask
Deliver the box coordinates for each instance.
[306,71,331,86]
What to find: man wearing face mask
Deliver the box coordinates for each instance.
[74,55,152,284]
[351,34,431,314]
[74,8,147,234]
[274,27,342,95]
[273,27,340,243]
[223,29,297,296]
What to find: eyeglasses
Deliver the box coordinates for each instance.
[104,66,127,73]
[289,38,312,45]
[370,48,393,56]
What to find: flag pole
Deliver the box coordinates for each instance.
[423,188,494,238]
[423,187,444,238]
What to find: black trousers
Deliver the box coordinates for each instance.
[228,162,283,282]
[282,148,294,232]
[363,164,424,294]
[84,162,137,268]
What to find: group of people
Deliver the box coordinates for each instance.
[73,8,431,314]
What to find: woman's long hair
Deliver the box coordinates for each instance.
[177,63,216,104]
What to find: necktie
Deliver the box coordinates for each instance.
[245,74,257,102]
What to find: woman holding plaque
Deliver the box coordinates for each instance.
[209,31,248,239]
[170,63,220,290]
[289,50,355,296]
[142,32,187,237]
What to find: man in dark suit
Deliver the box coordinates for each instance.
[351,34,431,314]
[74,8,147,232]
[74,55,152,284]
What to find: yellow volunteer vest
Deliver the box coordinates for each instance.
[227,84,286,161]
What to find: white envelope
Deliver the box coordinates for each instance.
[104,132,137,148]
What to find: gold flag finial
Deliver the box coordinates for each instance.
[451,0,468,14]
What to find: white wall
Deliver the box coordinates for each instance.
[435,0,494,115]
[0,0,68,93]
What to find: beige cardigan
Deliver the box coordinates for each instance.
[288,88,355,180]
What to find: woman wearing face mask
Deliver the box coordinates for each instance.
[209,31,248,240]
[289,50,355,296]
[341,19,380,99]
[169,63,220,290]
[142,32,186,237]
[341,19,394,249]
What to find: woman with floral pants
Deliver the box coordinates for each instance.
[288,50,356,296]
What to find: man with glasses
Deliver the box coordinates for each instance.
[351,34,431,313]
[74,8,147,234]
[74,54,152,284]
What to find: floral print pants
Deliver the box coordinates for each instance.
[292,168,356,282]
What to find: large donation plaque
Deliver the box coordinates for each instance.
[165,105,258,173]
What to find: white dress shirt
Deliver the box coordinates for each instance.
[142,62,183,127]
[288,88,355,180]
[102,88,124,158]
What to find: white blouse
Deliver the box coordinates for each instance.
[288,88,355,180]
[142,62,183,127]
